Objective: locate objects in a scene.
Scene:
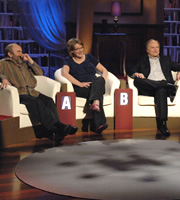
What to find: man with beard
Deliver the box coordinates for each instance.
[0,43,78,143]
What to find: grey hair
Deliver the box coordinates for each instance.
[146,39,160,49]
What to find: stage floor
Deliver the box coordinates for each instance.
[1,128,180,200]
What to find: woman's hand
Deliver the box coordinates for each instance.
[80,82,92,88]
[62,65,92,88]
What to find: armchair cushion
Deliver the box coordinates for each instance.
[54,69,74,92]
[76,97,87,107]
[0,84,20,117]
[0,76,61,128]
[138,95,176,106]
[20,104,29,115]
[127,71,180,117]
[34,75,61,102]
[54,68,120,119]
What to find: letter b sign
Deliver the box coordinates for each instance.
[120,93,128,105]
[115,89,132,130]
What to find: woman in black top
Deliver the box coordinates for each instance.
[62,38,108,133]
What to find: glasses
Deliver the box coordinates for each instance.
[73,47,83,51]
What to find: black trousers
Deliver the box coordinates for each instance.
[134,78,168,121]
[74,76,106,128]
[20,93,63,132]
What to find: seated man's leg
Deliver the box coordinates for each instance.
[20,94,78,142]
[166,83,178,102]
[38,94,78,141]
[155,88,168,121]
[134,77,167,96]
[134,78,170,137]
[155,88,170,137]
[20,94,58,132]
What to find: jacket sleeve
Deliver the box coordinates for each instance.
[169,57,180,72]
[0,62,7,81]
[29,62,44,75]
[127,58,142,78]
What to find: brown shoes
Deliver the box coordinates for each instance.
[95,123,108,134]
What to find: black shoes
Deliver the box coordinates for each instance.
[167,83,178,102]
[54,124,78,143]
[157,125,170,137]
[156,126,170,140]
[156,118,170,138]
[156,133,167,140]
[63,125,78,136]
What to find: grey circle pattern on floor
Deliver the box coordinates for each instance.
[15,139,180,200]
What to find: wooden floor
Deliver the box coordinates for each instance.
[0,128,180,200]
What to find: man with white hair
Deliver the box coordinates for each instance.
[129,39,180,138]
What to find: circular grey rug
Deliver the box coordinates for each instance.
[15,139,180,200]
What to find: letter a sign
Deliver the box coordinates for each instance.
[62,96,72,110]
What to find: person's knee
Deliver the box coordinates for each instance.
[95,76,105,84]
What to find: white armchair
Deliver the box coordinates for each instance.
[54,68,120,125]
[127,71,180,118]
[0,76,61,129]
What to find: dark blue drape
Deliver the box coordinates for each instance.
[16,0,66,51]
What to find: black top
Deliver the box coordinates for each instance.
[63,54,99,84]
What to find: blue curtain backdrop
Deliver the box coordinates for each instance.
[16,0,66,51]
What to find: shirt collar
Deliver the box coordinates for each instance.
[148,55,160,60]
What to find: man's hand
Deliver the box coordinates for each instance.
[79,82,92,88]
[0,79,11,89]
[22,54,34,65]
[133,73,145,79]
[176,72,180,81]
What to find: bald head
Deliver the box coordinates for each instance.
[5,43,21,57]
[146,39,160,58]
[5,43,24,65]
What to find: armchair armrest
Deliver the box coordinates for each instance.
[61,83,68,92]
[120,79,127,89]
[0,84,20,117]
[35,76,61,102]
[54,68,74,92]
[127,76,139,105]
[174,79,180,102]
[105,72,120,96]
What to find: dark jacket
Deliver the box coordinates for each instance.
[129,55,180,84]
